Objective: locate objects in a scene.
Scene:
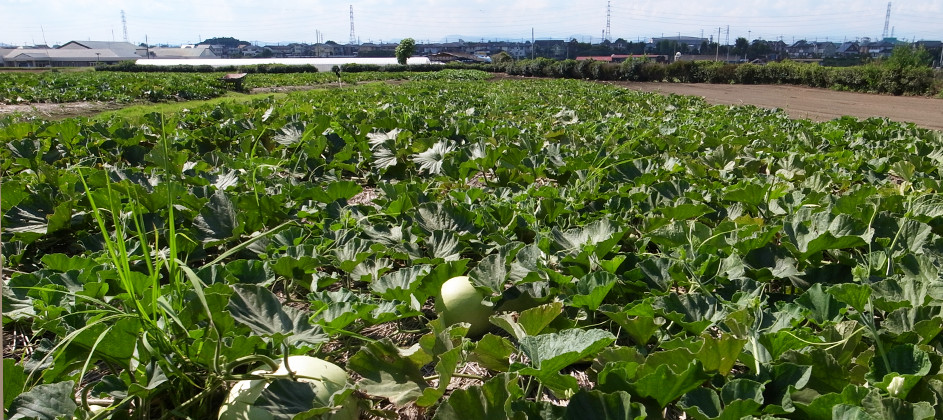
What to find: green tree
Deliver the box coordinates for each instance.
[491,51,513,64]
[885,45,933,68]
[732,37,750,59]
[747,40,772,60]
[395,38,416,65]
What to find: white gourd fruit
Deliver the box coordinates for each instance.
[218,356,349,420]
[435,275,493,336]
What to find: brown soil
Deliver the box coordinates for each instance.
[0,101,125,120]
[614,82,943,131]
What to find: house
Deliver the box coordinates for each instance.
[1,40,145,67]
[836,42,860,57]
[239,45,262,56]
[787,40,815,58]
[2,47,138,67]
[650,36,709,53]
[58,41,142,57]
[862,40,896,58]
[533,40,567,59]
[812,42,837,57]
[0,48,14,61]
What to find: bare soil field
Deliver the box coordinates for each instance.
[616,82,943,131]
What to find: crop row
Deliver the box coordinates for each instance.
[4,78,943,419]
[0,69,492,104]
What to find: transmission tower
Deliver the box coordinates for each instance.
[882,2,891,39]
[349,5,357,45]
[121,10,129,43]
[605,1,612,42]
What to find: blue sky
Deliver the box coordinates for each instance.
[2,0,941,47]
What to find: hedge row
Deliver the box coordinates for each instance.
[492,58,940,96]
[336,62,485,73]
[96,58,941,96]
[96,61,319,74]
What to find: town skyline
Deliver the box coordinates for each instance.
[2,0,941,48]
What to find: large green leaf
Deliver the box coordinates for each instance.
[311,180,363,204]
[8,381,77,420]
[696,334,748,376]
[519,328,616,373]
[784,209,872,258]
[415,202,477,236]
[254,379,320,419]
[227,284,327,347]
[632,360,710,408]
[656,292,726,334]
[796,283,845,326]
[4,359,27,411]
[571,271,617,311]
[348,339,429,406]
[471,334,516,372]
[601,301,662,346]
[551,218,620,256]
[194,190,240,246]
[433,373,524,420]
[564,390,646,420]
[518,328,616,395]
[869,344,932,399]
[371,265,432,301]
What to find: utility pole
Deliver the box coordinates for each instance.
[725,25,730,62]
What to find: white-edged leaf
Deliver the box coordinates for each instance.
[412,140,455,175]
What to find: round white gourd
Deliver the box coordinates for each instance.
[436,276,493,336]
[218,356,348,420]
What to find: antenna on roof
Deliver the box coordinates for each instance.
[121,10,129,43]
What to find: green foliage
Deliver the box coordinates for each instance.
[884,45,934,69]
[0,71,227,103]
[395,37,416,66]
[5,78,943,418]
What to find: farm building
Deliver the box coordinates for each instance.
[1,41,142,67]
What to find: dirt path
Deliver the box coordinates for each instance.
[615,82,943,131]
[0,101,125,120]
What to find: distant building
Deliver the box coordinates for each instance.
[533,40,567,59]
[146,45,218,59]
[862,40,896,58]
[650,36,709,52]
[836,42,860,57]
[787,40,815,58]
[1,40,143,67]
